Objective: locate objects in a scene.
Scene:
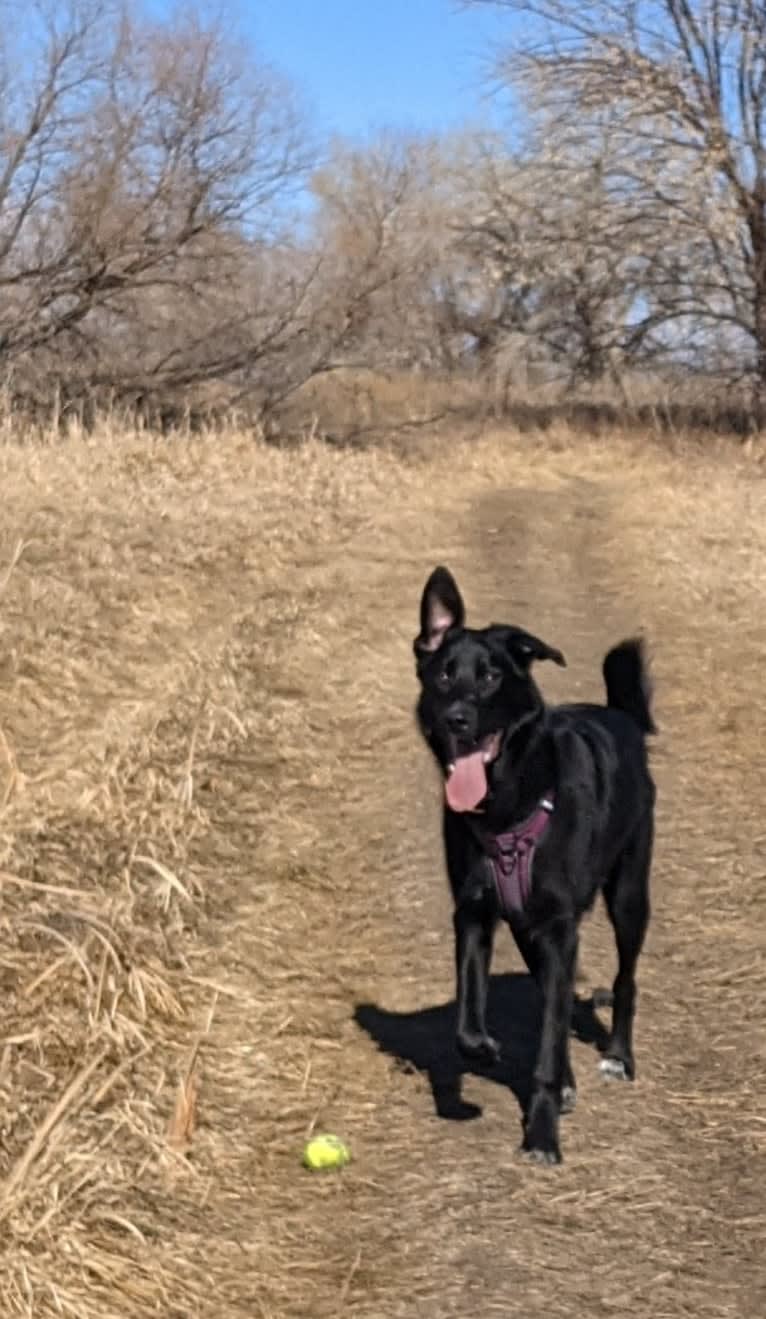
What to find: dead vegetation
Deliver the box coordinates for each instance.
[9,2,766,432]
[0,416,764,1316]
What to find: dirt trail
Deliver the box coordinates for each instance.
[194,456,765,1318]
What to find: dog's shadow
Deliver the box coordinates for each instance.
[355,973,610,1122]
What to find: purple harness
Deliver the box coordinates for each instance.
[475,795,555,915]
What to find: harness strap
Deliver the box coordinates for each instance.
[479,795,554,915]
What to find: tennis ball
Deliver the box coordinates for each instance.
[302,1133,350,1171]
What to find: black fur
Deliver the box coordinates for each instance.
[414,566,656,1165]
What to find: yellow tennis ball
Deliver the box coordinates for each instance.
[302,1133,350,1171]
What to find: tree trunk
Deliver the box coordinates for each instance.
[749,197,766,430]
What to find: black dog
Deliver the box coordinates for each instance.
[413,566,656,1164]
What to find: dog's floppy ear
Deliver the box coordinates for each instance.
[503,626,566,671]
[414,566,466,655]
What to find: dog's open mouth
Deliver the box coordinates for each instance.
[445,731,503,812]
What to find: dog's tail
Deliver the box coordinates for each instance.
[602,638,656,735]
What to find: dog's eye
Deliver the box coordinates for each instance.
[436,668,452,690]
[479,669,501,688]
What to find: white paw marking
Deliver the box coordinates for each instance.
[560,1085,577,1113]
[599,1057,628,1081]
[522,1147,560,1166]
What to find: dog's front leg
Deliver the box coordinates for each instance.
[522,920,577,1164]
[512,925,577,1113]
[454,903,500,1067]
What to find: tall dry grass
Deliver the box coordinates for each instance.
[0,419,411,1315]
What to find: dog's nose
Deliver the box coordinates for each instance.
[446,706,471,734]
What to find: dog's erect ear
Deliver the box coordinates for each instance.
[414,566,466,654]
[503,626,566,671]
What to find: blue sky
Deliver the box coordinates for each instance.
[247,1,513,140]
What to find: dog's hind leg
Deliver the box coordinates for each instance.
[511,924,577,1113]
[600,817,653,1082]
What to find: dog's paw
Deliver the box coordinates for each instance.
[599,1055,634,1082]
[560,1085,577,1114]
[521,1144,562,1167]
[521,1123,562,1165]
[521,1092,562,1165]
[456,1031,501,1067]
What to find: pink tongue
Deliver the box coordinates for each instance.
[445,751,488,812]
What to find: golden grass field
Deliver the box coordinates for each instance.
[0,420,765,1317]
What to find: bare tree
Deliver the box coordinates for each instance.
[0,0,315,420]
[1,9,469,429]
[435,121,679,405]
[309,134,458,371]
[466,0,766,405]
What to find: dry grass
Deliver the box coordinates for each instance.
[275,366,766,448]
[0,416,764,1316]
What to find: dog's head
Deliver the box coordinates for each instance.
[413,566,565,813]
